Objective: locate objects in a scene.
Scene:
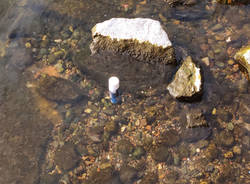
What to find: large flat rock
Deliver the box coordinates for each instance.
[90,18,175,65]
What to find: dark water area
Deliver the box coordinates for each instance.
[0,0,249,183]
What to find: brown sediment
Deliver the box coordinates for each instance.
[90,35,176,65]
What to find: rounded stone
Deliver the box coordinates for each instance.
[233,145,241,155]
[54,143,79,171]
[151,145,173,164]
[117,139,134,155]
[157,129,180,146]
[216,130,234,147]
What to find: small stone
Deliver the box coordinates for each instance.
[211,24,223,32]
[157,129,180,146]
[87,126,103,143]
[151,145,173,164]
[233,145,241,155]
[117,139,134,155]
[25,42,31,48]
[205,164,214,172]
[186,109,208,128]
[224,151,234,159]
[201,57,210,66]
[84,108,92,114]
[54,143,79,171]
[227,122,234,131]
[216,130,234,147]
[104,121,118,135]
[212,108,216,115]
[119,166,138,184]
[55,62,65,73]
[132,146,145,159]
[228,59,234,65]
[167,56,202,99]
[205,143,218,161]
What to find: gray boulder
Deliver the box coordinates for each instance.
[90,18,175,65]
[167,56,202,99]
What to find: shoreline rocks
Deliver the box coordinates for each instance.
[90,18,175,65]
[167,56,202,99]
[234,45,250,80]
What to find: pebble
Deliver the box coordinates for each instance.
[233,145,241,155]
[25,42,31,48]
[224,151,233,159]
[227,122,234,131]
[201,57,210,66]
[84,108,92,114]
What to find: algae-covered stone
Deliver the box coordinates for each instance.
[167,56,202,99]
[90,18,175,65]
[37,75,84,103]
[234,45,250,80]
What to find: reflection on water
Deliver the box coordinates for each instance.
[0,0,249,183]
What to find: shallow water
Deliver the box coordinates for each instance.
[0,0,249,183]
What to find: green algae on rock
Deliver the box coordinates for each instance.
[234,45,250,80]
[167,56,202,99]
[90,18,176,65]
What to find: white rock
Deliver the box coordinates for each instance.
[92,18,172,48]
[90,18,175,65]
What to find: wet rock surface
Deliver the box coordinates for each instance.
[167,56,202,99]
[90,18,175,65]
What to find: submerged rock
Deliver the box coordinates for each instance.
[186,109,208,128]
[234,45,250,80]
[37,75,84,103]
[90,18,175,65]
[54,143,79,171]
[182,127,212,143]
[151,145,173,163]
[83,166,120,184]
[119,166,138,184]
[167,56,202,99]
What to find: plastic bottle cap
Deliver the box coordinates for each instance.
[109,76,119,93]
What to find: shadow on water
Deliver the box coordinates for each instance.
[73,50,177,96]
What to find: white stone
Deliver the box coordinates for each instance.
[92,18,172,48]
